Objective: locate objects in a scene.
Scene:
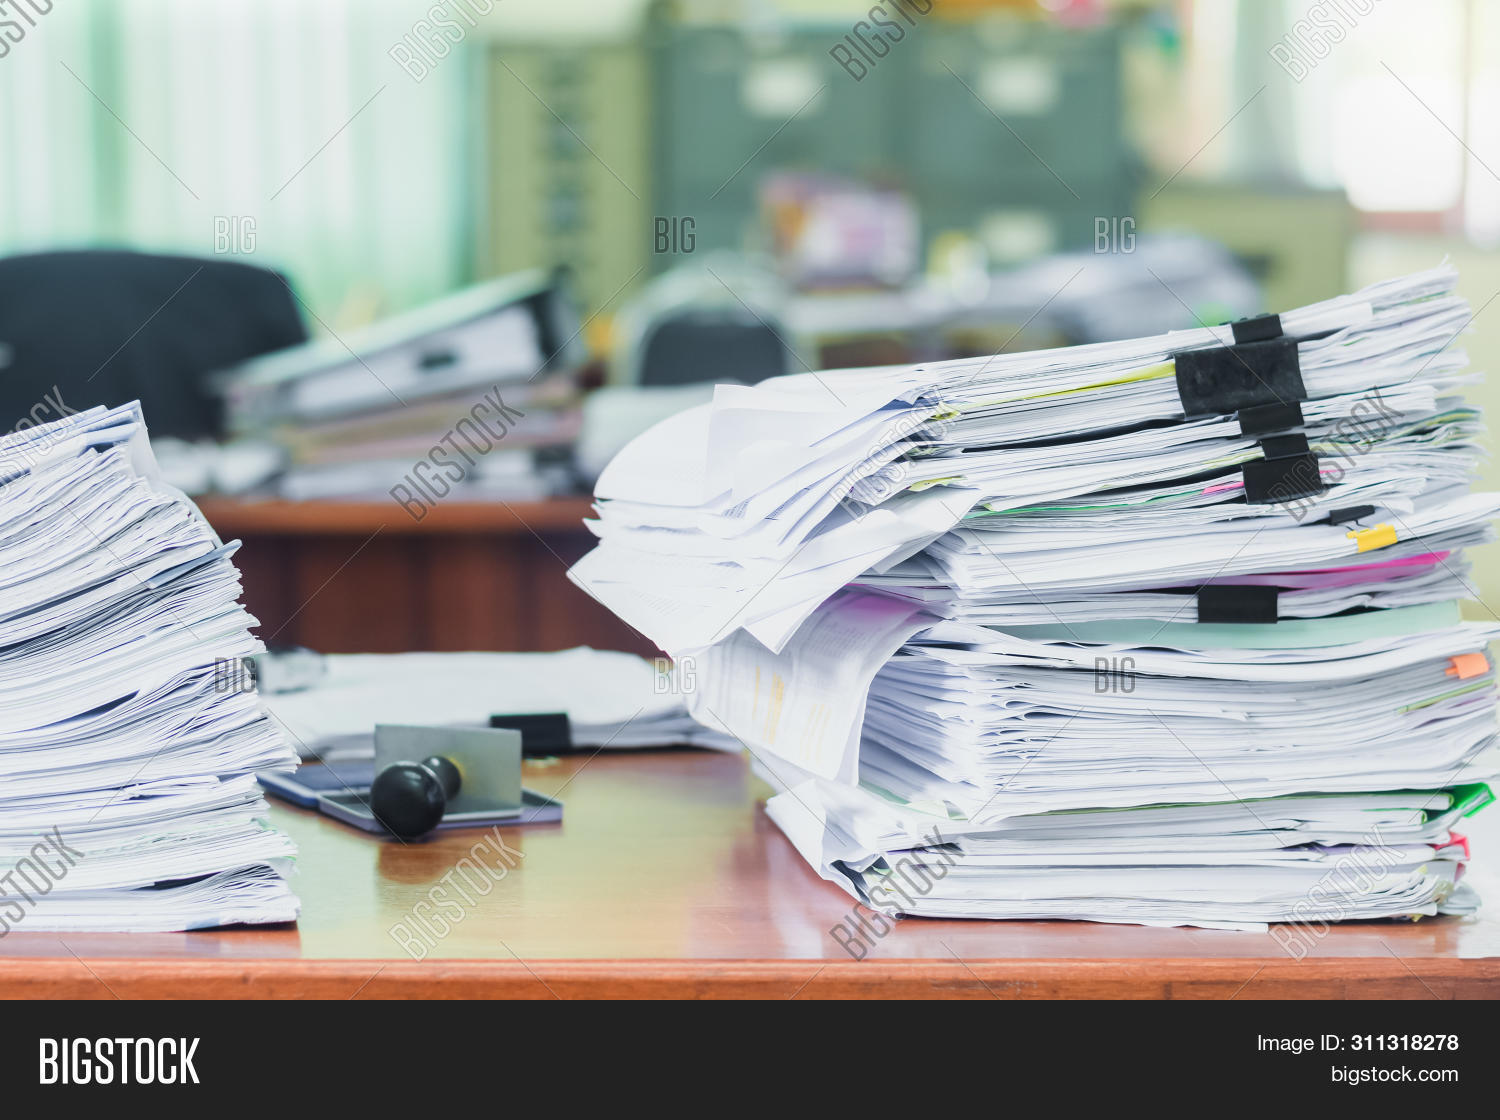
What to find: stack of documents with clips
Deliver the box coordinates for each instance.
[570,263,1500,929]
[0,404,299,933]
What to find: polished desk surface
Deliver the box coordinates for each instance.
[4,751,1498,999]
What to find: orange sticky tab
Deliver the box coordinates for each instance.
[1446,652,1490,680]
[1346,523,1397,552]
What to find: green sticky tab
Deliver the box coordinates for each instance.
[1451,783,1495,818]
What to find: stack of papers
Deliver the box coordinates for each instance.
[215,269,585,501]
[0,404,299,932]
[261,648,740,760]
[569,263,1500,929]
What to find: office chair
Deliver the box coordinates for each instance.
[611,255,799,388]
[0,249,307,439]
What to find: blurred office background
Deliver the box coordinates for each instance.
[1,0,1497,650]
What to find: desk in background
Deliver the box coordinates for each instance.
[196,496,653,657]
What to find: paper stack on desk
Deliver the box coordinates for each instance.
[570,262,1500,929]
[0,404,299,932]
[261,648,740,761]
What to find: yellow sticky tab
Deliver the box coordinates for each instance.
[1346,523,1397,552]
[1446,652,1490,680]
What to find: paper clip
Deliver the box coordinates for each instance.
[1346,523,1397,552]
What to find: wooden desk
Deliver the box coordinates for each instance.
[195,496,654,657]
[3,751,1497,998]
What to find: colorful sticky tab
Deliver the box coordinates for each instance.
[1346,523,1398,552]
[1455,783,1496,817]
[1446,652,1490,680]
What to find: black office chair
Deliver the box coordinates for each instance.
[612,255,799,388]
[0,249,307,439]
[636,311,792,388]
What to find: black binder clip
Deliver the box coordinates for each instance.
[1171,313,1322,505]
[1323,505,1376,526]
[1238,401,1304,438]
[1229,316,1303,437]
[1173,313,1305,418]
[489,712,574,757]
[1229,313,1284,344]
[1197,585,1279,624]
[1242,433,1323,505]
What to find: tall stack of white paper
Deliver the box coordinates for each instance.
[570,263,1500,929]
[0,404,299,933]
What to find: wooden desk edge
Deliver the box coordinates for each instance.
[4,957,1497,999]
[194,497,595,536]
